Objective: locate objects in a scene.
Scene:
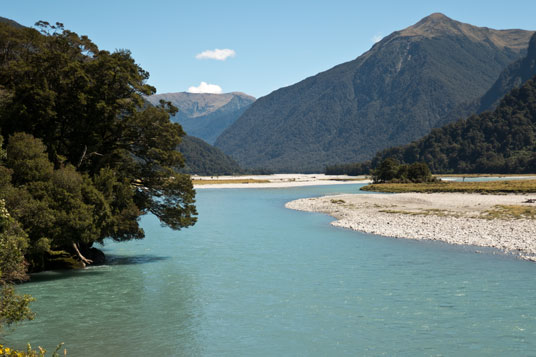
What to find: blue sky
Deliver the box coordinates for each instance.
[3,1,535,98]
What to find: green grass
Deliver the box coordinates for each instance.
[361,179,536,193]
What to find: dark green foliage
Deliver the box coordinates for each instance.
[372,158,435,183]
[0,192,34,330]
[407,162,433,182]
[1,134,115,269]
[215,14,533,172]
[372,76,536,173]
[178,136,243,175]
[0,21,197,271]
[146,92,255,145]
[373,158,400,183]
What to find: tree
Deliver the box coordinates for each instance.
[0,198,34,330]
[371,158,435,183]
[0,22,197,270]
[372,158,400,183]
[407,162,433,182]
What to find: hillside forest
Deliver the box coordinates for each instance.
[368,76,536,174]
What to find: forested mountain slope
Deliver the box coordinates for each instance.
[439,32,536,126]
[215,13,534,172]
[373,75,536,173]
[147,92,255,144]
[178,136,242,175]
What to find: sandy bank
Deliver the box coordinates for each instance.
[193,174,369,189]
[286,192,536,261]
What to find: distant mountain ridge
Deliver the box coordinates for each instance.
[147,92,255,144]
[215,13,534,172]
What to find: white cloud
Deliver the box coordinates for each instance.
[187,81,223,94]
[195,48,236,61]
[372,33,383,43]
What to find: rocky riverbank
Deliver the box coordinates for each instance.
[286,192,536,261]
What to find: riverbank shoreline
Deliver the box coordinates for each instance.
[193,174,370,189]
[286,192,536,261]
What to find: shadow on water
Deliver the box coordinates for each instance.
[27,269,106,283]
[105,254,170,266]
[24,255,170,284]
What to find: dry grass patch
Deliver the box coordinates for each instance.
[439,174,536,178]
[361,180,536,193]
[482,205,536,220]
[379,208,457,217]
[330,199,346,204]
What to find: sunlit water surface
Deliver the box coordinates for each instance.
[4,184,536,356]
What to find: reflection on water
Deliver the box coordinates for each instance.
[5,184,536,356]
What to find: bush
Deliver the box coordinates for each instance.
[372,158,435,183]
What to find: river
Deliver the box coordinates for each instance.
[4,184,536,355]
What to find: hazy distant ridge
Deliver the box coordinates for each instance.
[147,92,255,144]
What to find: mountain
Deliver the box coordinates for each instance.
[146,92,255,144]
[0,17,24,28]
[371,75,536,173]
[215,13,534,172]
[330,32,536,175]
[179,135,242,175]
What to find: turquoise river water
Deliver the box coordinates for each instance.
[4,184,536,356]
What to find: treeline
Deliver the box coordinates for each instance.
[325,161,371,176]
[0,20,197,279]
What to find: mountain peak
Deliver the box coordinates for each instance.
[414,12,457,26]
[395,13,533,51]
[420,12,451,23]
[399,13,463,38]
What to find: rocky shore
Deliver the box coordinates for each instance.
[286,192,536,261]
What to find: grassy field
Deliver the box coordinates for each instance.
[361,179,536,193]
[437,173,536,178]
[192,179,271,185]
